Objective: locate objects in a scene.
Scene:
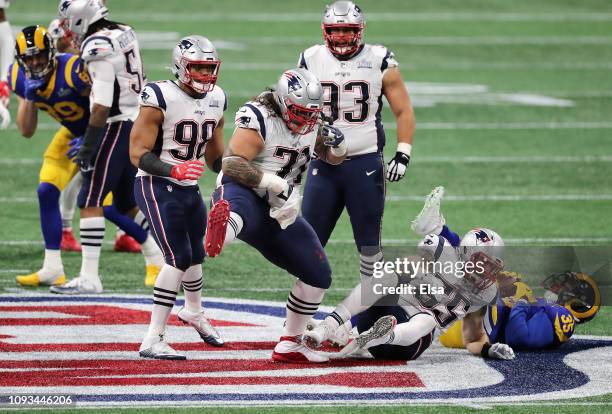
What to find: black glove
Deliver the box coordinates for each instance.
[386,151,410,182]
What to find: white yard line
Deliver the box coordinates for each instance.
[7,121,612,132]
[1,237,611,246]
[386,194,612,202]
[13,12,612,22]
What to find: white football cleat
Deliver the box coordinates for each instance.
[411,186,446,236]
[139,333,186,360]
[177,307,224,347]
[49,276,103,295]
[333,315,397,358]
[272,335,329,363]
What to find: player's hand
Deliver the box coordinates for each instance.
[488,343,515,360]
[321,124,345,148]
[171,160,205,181]
[0,103,10,130]
[66,136,84,161]
[386,151,411,182]
[269,185,300,229]
[76,145,95,172]
[24,78,46,101]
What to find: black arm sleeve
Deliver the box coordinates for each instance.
[82,125,105,153]
[212,157,222,173]
[139,151,173,177]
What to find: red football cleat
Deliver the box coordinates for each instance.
[61,229,81,252]
[205,199,230,257]
[114,233,141,253]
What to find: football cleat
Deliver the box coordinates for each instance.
[114,233,142,253]
[411,186,446,236]
[16,271,65,287]
[272,335,329,363]
[303,319,333,348]
[333,315,396,358]
[144,265,160,287]
[177,307,224,347]
[205,199,230,257]
[49,276,103,294]
[61,229,82,252]
[139,333,186,360]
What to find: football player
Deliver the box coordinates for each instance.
[0,0,14,129]
[52,0,161,293]
[130,36,225,359]
[306,226,515,361]
[48,17,143,255]
[298,1,416,278]
[205,68,347,362]
[9,25,161,288]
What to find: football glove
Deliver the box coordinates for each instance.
[24,78,46,101]
[170,160,205,181]
[321,124,345,147]
[0,80,9,107]
[66,136,84,161]
[488,343,515,360]
[76,146,95,172]
[386,150,411,182]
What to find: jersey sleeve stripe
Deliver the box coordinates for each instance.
[10,63,19,92]
[81,35,114,53]
[147,83,167,111]
[433,236,445,262]
[299,52,308,69]
[244,103,266,140]
[64,55,79,89]
[381,49,391,72]
[223,90,228,111]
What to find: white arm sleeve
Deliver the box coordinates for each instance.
[88,60,115,107]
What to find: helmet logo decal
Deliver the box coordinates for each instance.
[474,229,492,243]
[285,72,302,94]
[60,1,71,12]
[178,39,194,52]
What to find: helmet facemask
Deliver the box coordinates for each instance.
[463,251,503,294]
[282,97,322,135]
[322,23,363,57]
[180,58,220,94]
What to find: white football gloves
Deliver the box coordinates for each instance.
[488,343,516,360]
[269,185,300,229]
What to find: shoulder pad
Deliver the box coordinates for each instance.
[80,36,115,62]
[235,102,267,140]
[139,82,167,112]
[212,86,227,111]
[418,234,447,262]
[369,45,399,72]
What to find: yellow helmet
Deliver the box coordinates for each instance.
[542,271,601,324]
[14,25,56,79]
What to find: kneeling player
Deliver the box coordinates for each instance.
[130,36,225,359]
[206,68,348,362]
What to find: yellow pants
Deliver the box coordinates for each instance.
[39,126,112,206]
[438,320,465,348]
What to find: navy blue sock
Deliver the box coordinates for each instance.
[440,225,461,247]
[37,182,62,250]
[103,204,147,243]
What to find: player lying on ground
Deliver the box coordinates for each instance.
[298,1,416,265]
[9,24,157,287]
[130,35,226,359]
[305,187,515,361]
[51,0,163,294]
[205,68,347,363]
[439,270,601,351]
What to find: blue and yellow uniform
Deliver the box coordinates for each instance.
[484,298,576,350]
[7,53,90,190]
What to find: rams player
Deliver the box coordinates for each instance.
[298,1,416,281]
[9,25,160,288]
[206,68,347,362]
[130,36,226,359]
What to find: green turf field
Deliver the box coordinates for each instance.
[1,0,610,411]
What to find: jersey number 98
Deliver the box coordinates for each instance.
[171,119,217,161]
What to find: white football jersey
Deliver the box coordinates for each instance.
[80,25,145,122]
[399,234,498,330]
[299,44,398,157]
[221,97,317,197]
[136,80,227,186]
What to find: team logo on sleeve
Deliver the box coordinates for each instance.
[140,90,150,102]
[238,116,251,126]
